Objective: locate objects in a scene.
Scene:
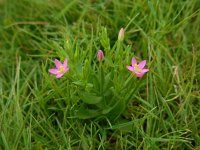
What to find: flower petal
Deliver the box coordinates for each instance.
[56,73,64,78]
[63,59,68,68]
[141,69,149,73]
[63,67,69,74]
[54,59,62,68]
[135,72,145,77]
[48,68,59,74]
[132,57,137,66]
[127,66,134,72]
[138,60,146,69]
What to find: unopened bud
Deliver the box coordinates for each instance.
[97,50,104,62]
[118,28,125,41]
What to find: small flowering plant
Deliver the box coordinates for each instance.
[47,27,149,121]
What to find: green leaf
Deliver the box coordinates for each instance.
[107,99,126,120]
[80,91,103,104]
[103,73,113,93]
[101,106,113,114]
[90,74,100,92]
[72,80,85,86]
[76,106,101,119]
[99,27,110,51]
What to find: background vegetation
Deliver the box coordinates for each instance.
[0,0,200,149]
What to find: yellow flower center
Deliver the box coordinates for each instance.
[59,66,65,73]
[134,64,142,73]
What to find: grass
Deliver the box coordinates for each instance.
[0,0,200,149]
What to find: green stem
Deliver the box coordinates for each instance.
[99,62,103,95]
[121,74,134,91]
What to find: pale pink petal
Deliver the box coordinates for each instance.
[132,57,137,66]
[56,73,64,78]
[63,67,69,74]
[138,60,146,69]
[135,69,149,77]
[135,72,145,77]
[63,59,68,68]
[54,59,62,68]
[126,66,134,72]
[66,67,69,72]
[141,69,149,73]
[48,69,59,74]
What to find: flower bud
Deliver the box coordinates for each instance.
[97,50,104,62]
[118,28,125,41]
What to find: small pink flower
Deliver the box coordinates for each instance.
[97,50,104,62]
[127,57,149,77]
[48,59,69,78]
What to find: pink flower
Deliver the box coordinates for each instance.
[48,59,69,78]
[97,50,104,62]
[127,57,149,77]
